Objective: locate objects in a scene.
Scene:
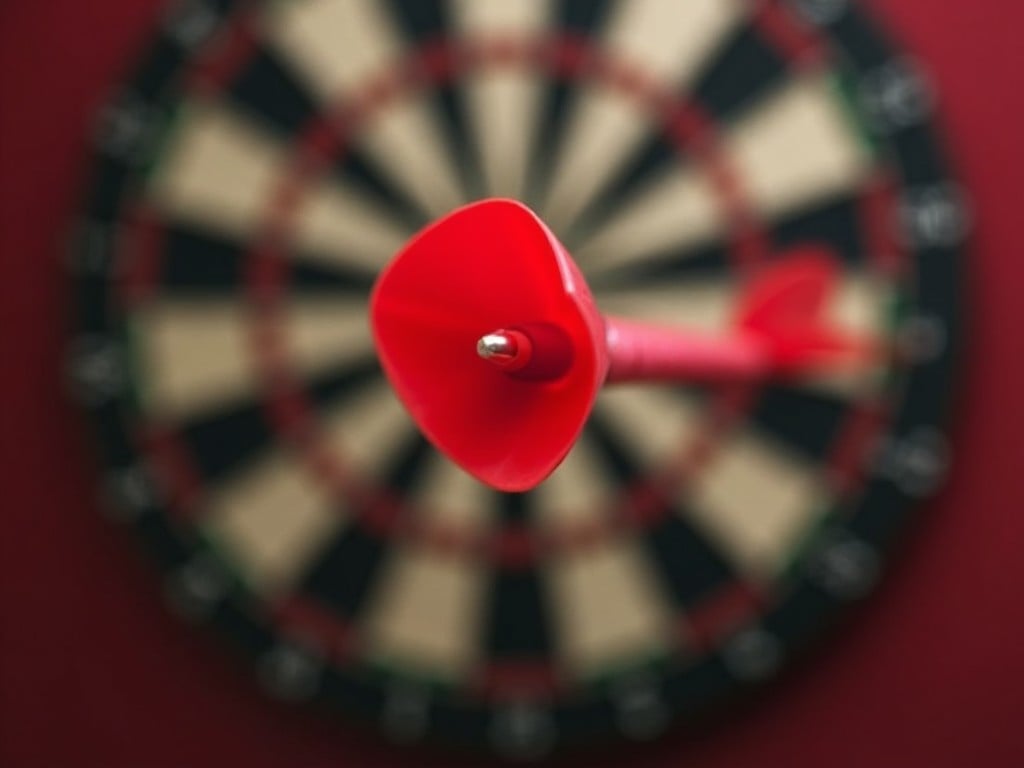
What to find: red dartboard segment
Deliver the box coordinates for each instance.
[69,0,965,757]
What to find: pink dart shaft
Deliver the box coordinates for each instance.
[604,317,770,384]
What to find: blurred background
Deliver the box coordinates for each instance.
[2,0,1024,766]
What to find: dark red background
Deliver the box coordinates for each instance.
[2,1,1023,765]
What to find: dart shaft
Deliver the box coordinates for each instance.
[604,317,769,384]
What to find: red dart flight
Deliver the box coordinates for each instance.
[370,198,872,492]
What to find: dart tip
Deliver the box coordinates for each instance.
[477,331,519,362]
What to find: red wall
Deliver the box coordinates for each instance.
[1,1,1023,765]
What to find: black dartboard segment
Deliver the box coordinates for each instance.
[71,0,966,757]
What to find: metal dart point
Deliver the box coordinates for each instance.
[477,331,519,362]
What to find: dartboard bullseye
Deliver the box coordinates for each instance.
[70,0,965,757]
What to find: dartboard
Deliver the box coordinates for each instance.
[70,0,966,757]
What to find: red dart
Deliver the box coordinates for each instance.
[370,199,873,492]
